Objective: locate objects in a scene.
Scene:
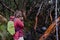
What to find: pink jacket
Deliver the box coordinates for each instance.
[14,18,24,37]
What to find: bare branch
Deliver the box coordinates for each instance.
[34,2,43,30]
[36,2,43,17]
[0,0,15,13]
[50,11,53,22]
[39,17,60,40]
[50,6,54,23]
[34,17,38,30]
[14,0,19,9]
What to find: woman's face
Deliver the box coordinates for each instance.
[15,11,22,18]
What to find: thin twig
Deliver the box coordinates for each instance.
[34,2,43,30]
[14,0,19,9]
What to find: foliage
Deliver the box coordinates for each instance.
[0,0,60,40]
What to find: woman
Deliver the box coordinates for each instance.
[13,10,24,40]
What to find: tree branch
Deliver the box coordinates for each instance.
[36,2,43,17]
[39,17,60,40]
[34,2,43,30]
[14,0,19,9]
[34,17,38,30]
[0,0,15,13]
[50,11,53,22]
[50,6,54,23]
